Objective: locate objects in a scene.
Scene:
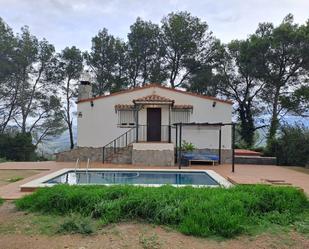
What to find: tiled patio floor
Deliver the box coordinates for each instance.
[0,161,308,199]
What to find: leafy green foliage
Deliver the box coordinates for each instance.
[161,11,218,88]
[57,46,83,149]
[280,85,309,118]
[0,197,3,206]
[0,22,66,144]
[57,213,94,235]
[181,140,196,152]
[16,185,309,238]
[267,124,309,166]
[216,40,265,148]
[84,28,128,95]
[127,18,166,86]
[250,14,309,144]
[0,133,36,161]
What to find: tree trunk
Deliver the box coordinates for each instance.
[68,120,74,149]
[267,86,281,145]
[66,78,74,149]
[238,103,255,147]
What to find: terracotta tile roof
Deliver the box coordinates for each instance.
[235,149,262,157]
[114,104,134,110]
[173,104,193,109]
[133,94,174,103]
[77,83,233,105]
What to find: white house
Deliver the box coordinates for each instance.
[63,81,233,166]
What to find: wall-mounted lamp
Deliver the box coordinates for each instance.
[212,101,217,108]
[90,100,94,107]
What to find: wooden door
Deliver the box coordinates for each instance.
[147,108,161,141]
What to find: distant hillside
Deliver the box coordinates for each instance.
[37,126,77,158]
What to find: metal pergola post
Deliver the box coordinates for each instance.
[175,124,178,163]
[178,123,182,169]
[172,122,235,173]
[218,128,222,164]
[232,123,235,173]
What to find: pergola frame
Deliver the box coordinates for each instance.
[174,122,236,172]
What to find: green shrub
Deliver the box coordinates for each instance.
[57,213,94,234]
[15,185,309,238]
[0,132,36,161]
[0,197,3,206]
[181,140,196,151]
[266,124,309,166]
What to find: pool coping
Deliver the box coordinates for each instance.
[20,168,233,191]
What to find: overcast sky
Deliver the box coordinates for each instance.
[0,0,308,51]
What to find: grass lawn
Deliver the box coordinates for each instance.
[1,201,307,249]
[15,184,309,238]
[0,169,43,187]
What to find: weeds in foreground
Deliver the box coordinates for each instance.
[15,184,309,238]
[57,214,95,235]
[8,176,24,182]
[139,233,161,249]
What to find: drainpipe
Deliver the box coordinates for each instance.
[218,128,222,164]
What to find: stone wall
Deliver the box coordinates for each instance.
[132,143,174,166]
[56,147,103,162]
[132,150,174,166]
[235,156,276,165]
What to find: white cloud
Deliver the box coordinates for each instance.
[0,0,308,51]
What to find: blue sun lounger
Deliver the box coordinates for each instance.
[181,152,219,166]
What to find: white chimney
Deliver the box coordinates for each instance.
[78,70,92,101]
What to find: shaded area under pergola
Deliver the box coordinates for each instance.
[173,122,236,172]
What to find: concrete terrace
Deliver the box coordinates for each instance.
[0,161,308,200]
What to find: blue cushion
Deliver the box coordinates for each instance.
[182,152,219,161]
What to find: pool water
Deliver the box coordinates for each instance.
[44,170,219,186]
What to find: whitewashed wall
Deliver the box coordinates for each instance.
[77,86,232,149]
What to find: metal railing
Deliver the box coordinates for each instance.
[102,125,172,163]
[102,127,136,163]
[137,125,170,142]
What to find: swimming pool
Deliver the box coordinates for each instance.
[20,169,232,190]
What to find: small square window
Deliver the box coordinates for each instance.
[118,110,135,127]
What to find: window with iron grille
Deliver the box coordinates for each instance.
[171,109,191,124]
[118,110,135,127]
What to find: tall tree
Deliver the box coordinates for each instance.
[280,85,309,117]
[127,18,166,86]
[182,40,223,96]
[216,40,265,147]
[84,28,127,95]
[58,46,83,149]
[13,26,65,144]
[0,18,18,133]
[161,11,217,88]
[251,14,309,144]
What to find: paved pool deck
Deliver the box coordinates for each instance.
[0,161,308,199]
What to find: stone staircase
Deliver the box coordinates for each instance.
[105,145,133,164]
